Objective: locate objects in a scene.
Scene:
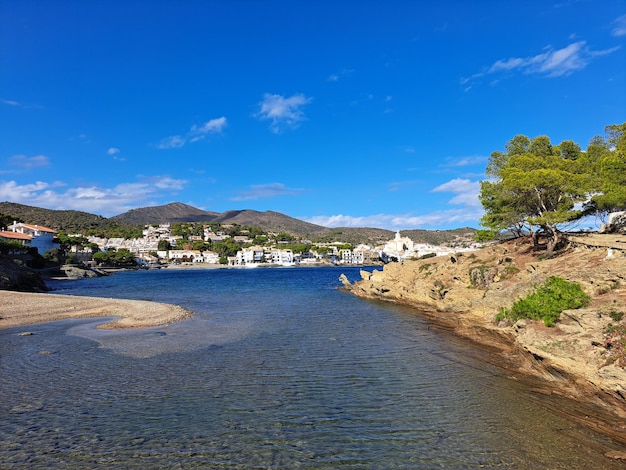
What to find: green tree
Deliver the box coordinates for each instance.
[0,213,22,230]
[480,134,591,254]
[587,123,626,215]
[157,239,172,251]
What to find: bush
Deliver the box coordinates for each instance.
[496,276,590,327]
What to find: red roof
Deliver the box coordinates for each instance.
[0,231,33,241]
[20,223,56,233]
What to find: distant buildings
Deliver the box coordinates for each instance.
[1,219,479,268]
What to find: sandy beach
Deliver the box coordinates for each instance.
[0,290,194,330]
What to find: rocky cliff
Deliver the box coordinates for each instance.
[0,257,48,292]
[342,233,626,447]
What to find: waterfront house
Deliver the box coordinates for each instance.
[5,222,57,254]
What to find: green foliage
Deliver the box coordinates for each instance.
[609,310,624,322]
[418,262,433,272]
[92,248,136,267]
[157,239,171,251]
[0,240,30,255]
[211,239,241,258]
[496,276,590,327]
[475,229,499,242]
[0,212,23,229]
[418,252,437,260]
[479,123,626,252]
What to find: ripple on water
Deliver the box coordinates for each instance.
[1,267,625,468]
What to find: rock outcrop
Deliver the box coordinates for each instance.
[342,234,626,445]
[0,256,48,292]
[55,265,107,279]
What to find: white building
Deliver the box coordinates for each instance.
[381,231,415,261]
[6,222,57,254]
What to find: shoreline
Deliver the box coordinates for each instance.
[0,290,194,330]
[342,235,626,452]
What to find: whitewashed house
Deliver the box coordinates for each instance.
[5,222,57,254]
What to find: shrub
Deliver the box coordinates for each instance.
[496,276,590,327]
[609,310,624,322]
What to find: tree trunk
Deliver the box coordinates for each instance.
[544,225,560,255]
[531,228,539,249]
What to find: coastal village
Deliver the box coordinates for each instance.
[0,220,482,268]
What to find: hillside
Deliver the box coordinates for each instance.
[111,202,220,224]
[0,202,111,232]
[1,201,475,246]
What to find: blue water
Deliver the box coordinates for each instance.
[1,267,624,468]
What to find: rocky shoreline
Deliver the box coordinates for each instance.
[341,234,626,452]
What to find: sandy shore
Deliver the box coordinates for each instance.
[0,290,194,330]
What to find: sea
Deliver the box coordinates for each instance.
[1,266,624,469]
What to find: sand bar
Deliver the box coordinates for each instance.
[0,290,194,330]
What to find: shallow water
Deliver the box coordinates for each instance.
[1,267,624,468]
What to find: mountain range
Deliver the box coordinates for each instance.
[0,201,476,246]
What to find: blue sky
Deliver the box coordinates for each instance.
[1,0,625,230]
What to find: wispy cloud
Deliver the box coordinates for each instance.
[1,98,22,107]
[7,154,50,170]
[158,135,186,149]
[1,98,41,109]
[107,147,120,155]
[254,93,312,133]
[327,67,355,82]
[158,116,227,149]
[189,116,228,142]
[0,175,188,217]
[305,178,483,230]
[446,155,487,167]
[613,14,626,37]
[462,41,620,86]
[388,180,420,192]
[231,182,304,201]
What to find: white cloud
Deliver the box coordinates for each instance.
[432,178,482,207]
[157,135,186,149]
[231,182,304,201]
[159,116,227,148]
[304,177,483,230]
[107,147,120,155]
[189,116,228,140]
[463,41,620,86]
[0,175,188,217]
[254,93,312,133]
[8,154,50,169]
[613,14,626,37]
[305,209,481,230]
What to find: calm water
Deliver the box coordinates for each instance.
[1,267,624,469]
